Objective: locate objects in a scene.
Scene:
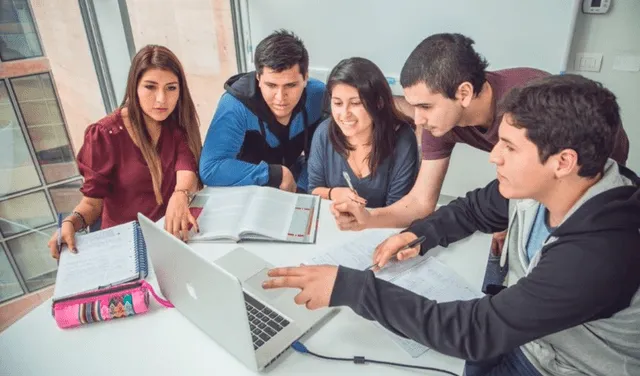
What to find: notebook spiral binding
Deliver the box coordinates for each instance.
[133,221,149,278]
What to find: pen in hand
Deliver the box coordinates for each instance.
[366,235,427,271]
[56,213,62,262]
[342,171,365,206]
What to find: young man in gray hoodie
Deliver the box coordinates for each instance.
[262,74,640,376]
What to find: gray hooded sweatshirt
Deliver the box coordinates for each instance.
[330,160,640,375]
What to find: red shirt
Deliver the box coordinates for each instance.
[76,110,198,229]
[420,68,630,165]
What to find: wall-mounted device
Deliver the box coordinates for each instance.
[582,0,611,14]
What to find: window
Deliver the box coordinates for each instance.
[0,0,43,61]
[0,245,23,302]
[79,0,135,113]
[0,191,54,237]
[49,179,83,217]
[0,81,41,196]
[10,74,79,183]
[0,0,86,306]
[8,225,58,291]
[0,73,82,303]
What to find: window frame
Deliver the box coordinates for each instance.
[0,0,45,62]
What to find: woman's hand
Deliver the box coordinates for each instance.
[330,187,367,206]
[48,221,77,259]
[165,191,199,241]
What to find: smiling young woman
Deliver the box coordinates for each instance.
[47,45,202,258]
[307,57,420,208]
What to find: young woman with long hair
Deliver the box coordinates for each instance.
[48,45,202,257]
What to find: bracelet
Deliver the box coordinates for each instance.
[328,187,334,200]
[174,189,195,203]
[72,211,87,229]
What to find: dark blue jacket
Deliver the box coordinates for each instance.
[199,72,326,191]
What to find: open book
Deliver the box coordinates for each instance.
[189,186,320,244]
[53,221,148,302]
[307,230,483,358]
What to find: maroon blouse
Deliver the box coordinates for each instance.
[76,110,197,229]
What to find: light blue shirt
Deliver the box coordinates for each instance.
[526,204,556,262]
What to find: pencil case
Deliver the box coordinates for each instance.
[51,280,173,329]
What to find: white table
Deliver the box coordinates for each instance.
[0,201,491,376]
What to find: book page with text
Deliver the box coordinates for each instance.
[307,231,482,358]
[238,187,297,240]
[377,257,483,357]
[190,187,254,241]
[390,256,482,301]
[53,222,137,300]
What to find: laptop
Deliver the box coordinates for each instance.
[137,213,334,371]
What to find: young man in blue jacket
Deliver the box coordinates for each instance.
[262,75,640,376]
[199,30,326,192]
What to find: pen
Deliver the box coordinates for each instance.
[342,171,366,206]
[342,171,356,193]
[57,213,62,259]
[366,235,427,271]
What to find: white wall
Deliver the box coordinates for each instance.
[566,1,640,172]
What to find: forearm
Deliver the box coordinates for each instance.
[200,158,275,187]
[331,266,523,361]
[311,187,331,200]
[368,190,437,228]
[175,170,199,192]
[406,180,510,254]
[66,197,103,231]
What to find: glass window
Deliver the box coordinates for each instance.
[0,0,43,61]
[0,81,41,196]
[0,190,54,237]
[7,225,57,292]
[0,245,23,303]
[49,179,83,217]
[10,74,79,184]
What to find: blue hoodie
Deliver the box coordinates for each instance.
[199,72,326,191]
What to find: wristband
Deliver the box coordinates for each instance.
[72,211,87,229]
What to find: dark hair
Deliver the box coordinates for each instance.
[254,29,308,77]
[400,33,489,99]
[500,74,621,178]
[121,44,202,204]
[327,57,414,176]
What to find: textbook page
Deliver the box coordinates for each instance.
[53,222,138,300]
[190,186,254,241]
[238,187,297,240]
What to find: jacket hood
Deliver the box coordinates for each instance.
[553,160,640,237]
[223,71,307,126]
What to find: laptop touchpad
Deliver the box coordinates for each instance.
[244,267,286,300]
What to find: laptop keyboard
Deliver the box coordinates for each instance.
[244,293,290,350]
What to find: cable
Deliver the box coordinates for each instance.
[291,341,460,376]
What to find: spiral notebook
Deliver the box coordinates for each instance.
[52,221,148,301]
